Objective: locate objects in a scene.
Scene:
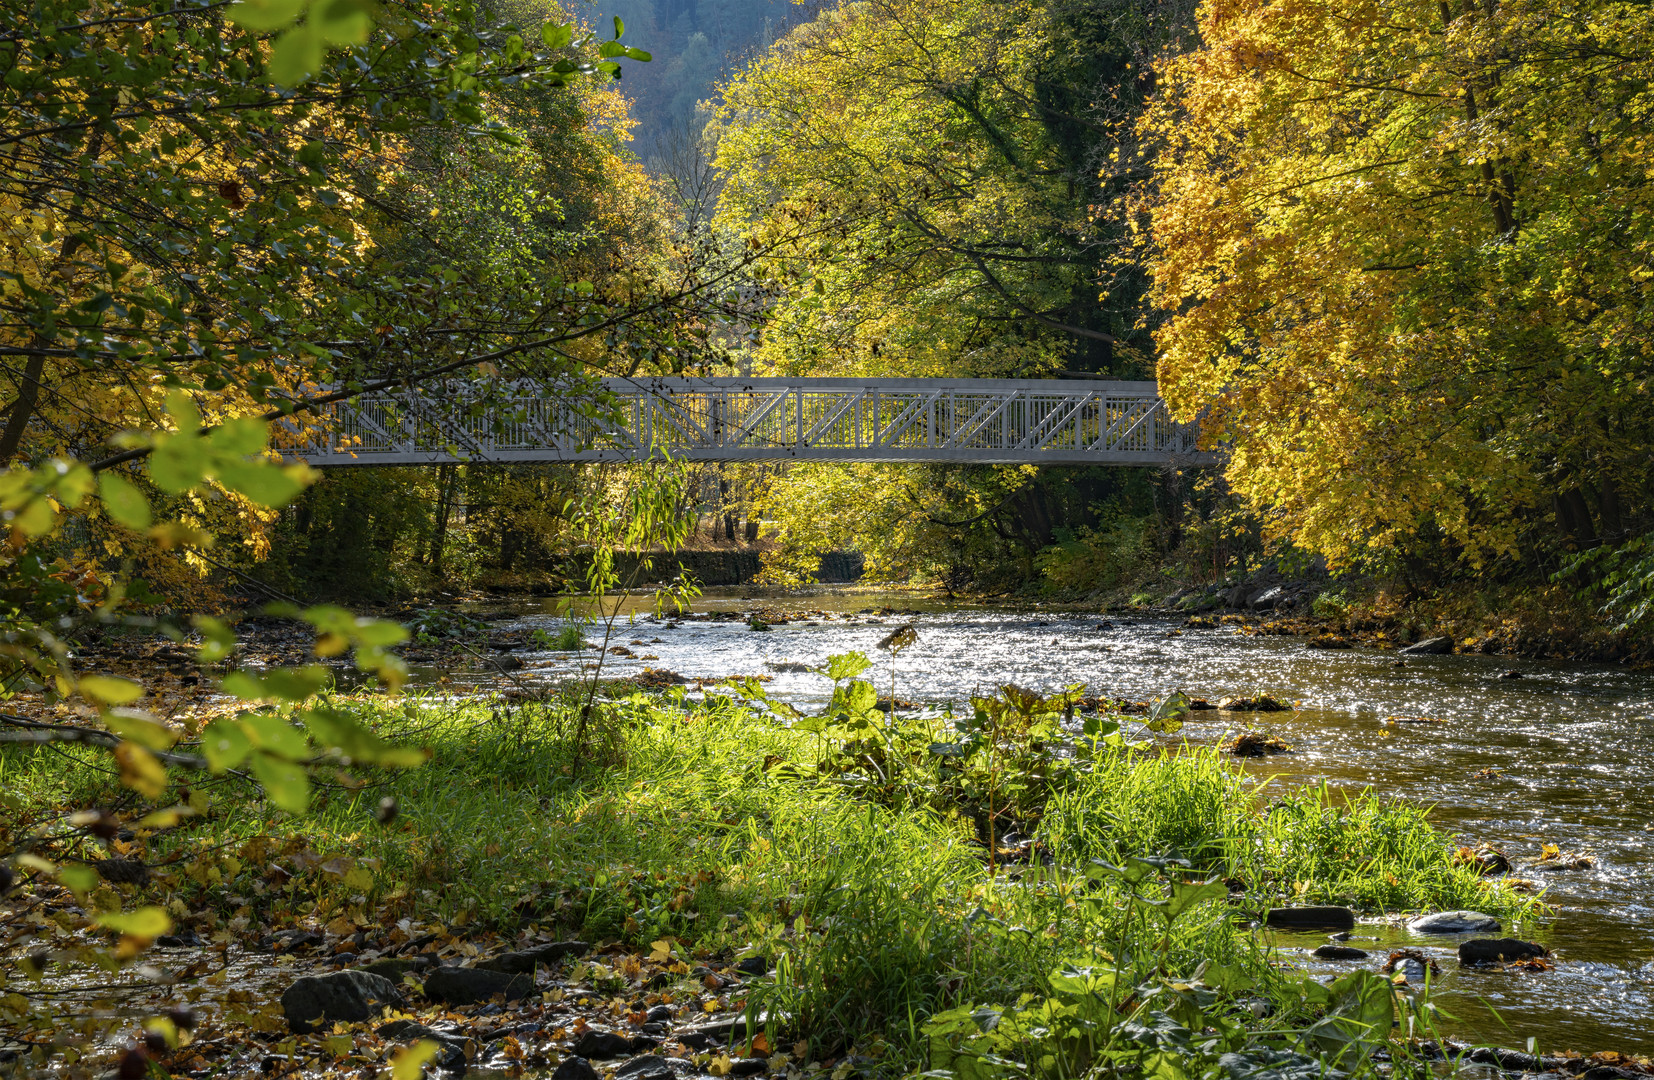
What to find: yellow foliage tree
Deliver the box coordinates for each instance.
[1142,0,1654,568]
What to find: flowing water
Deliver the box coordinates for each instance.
[446,587,1654,1056]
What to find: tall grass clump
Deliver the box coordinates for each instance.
[1041,742,1537,920]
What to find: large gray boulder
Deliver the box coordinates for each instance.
[1400,636,1454,655]
[281,969,403,1034]
[1407,910,1500,934]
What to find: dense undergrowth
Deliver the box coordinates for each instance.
[3,674,1537,1075]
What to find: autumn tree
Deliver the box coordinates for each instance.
[1143,0,1654,571]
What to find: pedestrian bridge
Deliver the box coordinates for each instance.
[286,377,1217,467]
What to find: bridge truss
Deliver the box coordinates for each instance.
[285,377,1216,468]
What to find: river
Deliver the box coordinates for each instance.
[442,587,1654,1056]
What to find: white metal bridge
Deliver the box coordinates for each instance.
[286,377,1216,467]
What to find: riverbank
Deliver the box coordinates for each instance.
[3,680,1538,1078]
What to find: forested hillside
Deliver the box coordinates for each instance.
[584,0,806,160]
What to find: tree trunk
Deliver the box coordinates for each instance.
[1596,479,1624,541]
[0,348,46,462]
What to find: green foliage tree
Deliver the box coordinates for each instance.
[713,0,1194,379]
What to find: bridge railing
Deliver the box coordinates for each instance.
[282,377,1215,467]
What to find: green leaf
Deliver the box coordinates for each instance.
[99,471,152,530]
[241,713,313,760]
[250,751,311,813]
[312,0,372,45]
[352,618,410,647]
[9,495,56,536]
[217,461,307,507]
[269,25,324,85]
[193,615,237,662]
[1160,878,1227,920]
[304,706,426,767]
[104,712,178,751]
[819,651,871,682]
[96,906,172,939]
[166,390,202,433]
[843,680,879,716]
[229,0,307,32]
[222,665,330,702]
[201,719,253,771]
[208,416,267,459]
[1304,970,1394,1053]
[148,433,210,494]
[57,863,99,897]
[542,21,573,49]
[53,462,95,508]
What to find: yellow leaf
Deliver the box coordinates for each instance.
[708,1055,734,1076]
[114,742,169,798]
[105,710,175,750]
[80,675,144,705]
[649,939,673,963]
[391,1039,442,1080]
[96,906,172,939]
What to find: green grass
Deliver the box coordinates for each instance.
[1,690,1539,1067]
[1040,745,1536,918]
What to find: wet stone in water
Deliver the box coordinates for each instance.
[1459,938,1548,966]
[1264,906,1356,931]
[1407,910,1501,935]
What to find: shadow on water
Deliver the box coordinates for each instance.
[436,587,1654,1054]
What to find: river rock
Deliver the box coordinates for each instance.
[1312,945,1370,960]
[357,957,430,983]
[1408,910,1500,934]
[377,1019,467,1073]
[476,940,589,975]
[553,1057,601,1080]
[572,1029,641,1059]
[734,955,768,976]
[1264,906,1356,931]
[1400,636,1454,655]
[616,1056,680,1080]
[281,969,403,1034]
[1395,957,1431,985]
[1250,586,1287,611]
[1459,938,1547,965]
[1217,696,1291,712]
[423,966,535,1005]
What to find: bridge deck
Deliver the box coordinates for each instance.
[286,377,1217,467]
